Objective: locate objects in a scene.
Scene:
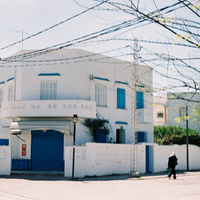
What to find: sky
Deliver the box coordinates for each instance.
[0,0,199,96]
[0,0,166,59]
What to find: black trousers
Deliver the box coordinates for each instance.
[169,168,176,179]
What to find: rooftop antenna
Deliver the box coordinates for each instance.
[10,29,30,50]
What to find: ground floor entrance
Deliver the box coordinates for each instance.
[31,130,64,171]
[12,130,64,171]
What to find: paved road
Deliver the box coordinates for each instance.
[0,172,200,200]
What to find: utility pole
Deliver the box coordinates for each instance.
[130,38,140,177]
[186,105,189,171]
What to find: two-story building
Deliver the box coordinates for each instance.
[0,49,153,172]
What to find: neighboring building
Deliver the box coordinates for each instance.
[153,96,167,126]
[0,49,153,172]
[165,92,200,133]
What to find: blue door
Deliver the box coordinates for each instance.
[96,129,106,143]
[31,130,64,171]
[146,145,150,173]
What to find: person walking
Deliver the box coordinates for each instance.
[168,152,178,179]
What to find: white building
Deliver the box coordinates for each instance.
[0,49,153,172]
[153,96,167,126]
[165,92,200,133]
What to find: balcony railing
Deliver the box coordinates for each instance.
[1,100,96,119]
[137,108,152,124]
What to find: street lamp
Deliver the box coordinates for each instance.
[72,114,78,179]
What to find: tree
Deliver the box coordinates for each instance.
[82,115,112,142]
[154,125,200,147]
[73,0,200,103]
[191,104,200,125]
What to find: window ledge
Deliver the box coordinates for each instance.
[96,105,108,108]
[116,107,127,110]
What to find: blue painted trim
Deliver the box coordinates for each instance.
[12,159,31,170]
[38,73,61,76]
[115,121,128,125]
[0,139,9,146]
[136,84,145,88]
[0,81,5,85]
[6,77,14,82]
[115,81,128,85]
[93,76,110,82]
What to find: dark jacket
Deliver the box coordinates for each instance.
[168,155,178,169]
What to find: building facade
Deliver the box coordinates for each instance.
[0,49,153,172]
[153,96,167,126]
[165,92,200,133]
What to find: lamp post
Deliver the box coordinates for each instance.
[72,114,78,179]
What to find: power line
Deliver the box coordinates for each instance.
[0,1,106,51]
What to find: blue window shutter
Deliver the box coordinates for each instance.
[137,132,145,143]
[117,88,125,109]
[0,139,9,146]
[137,91,144,109]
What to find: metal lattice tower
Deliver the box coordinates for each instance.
[130,38,139,177]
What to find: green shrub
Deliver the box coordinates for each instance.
[154,125,200,147]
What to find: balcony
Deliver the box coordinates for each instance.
[1,100,96,119]
[137,108,152,124]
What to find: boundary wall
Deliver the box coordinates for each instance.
[0,146,11,175]
[0,143,199,176]
[65,143,200,178]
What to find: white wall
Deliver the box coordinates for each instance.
[0,146,11,175]
[65,143,200,178]
[65,143,131,177]
[10,131,32,159]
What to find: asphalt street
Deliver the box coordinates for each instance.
[0,171,200,200]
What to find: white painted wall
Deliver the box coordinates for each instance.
[65,143,200,178]
[0,146,11,175]
[154,144,200,172]
[65,143,131,177]
[10,131,31,159]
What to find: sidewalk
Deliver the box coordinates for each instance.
[82,170,200,181]
[1,170,200,181]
